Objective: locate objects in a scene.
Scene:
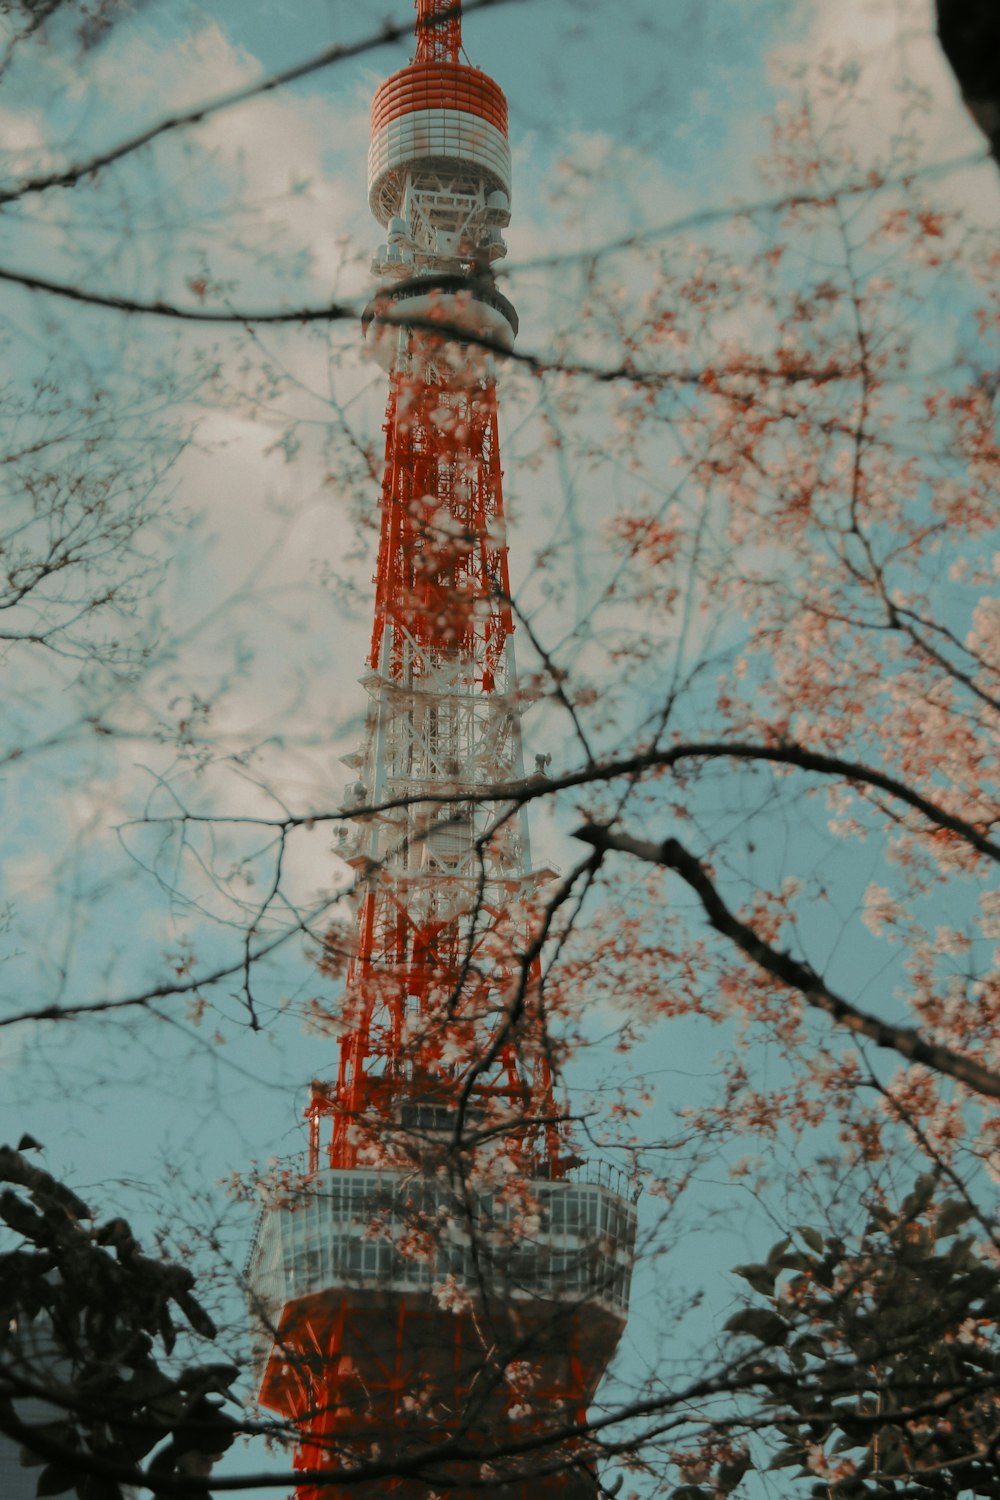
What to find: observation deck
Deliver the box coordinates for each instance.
[369,61,512,224]
[247,1165,637,1403]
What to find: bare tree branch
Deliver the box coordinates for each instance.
[0,0,529,208]
[128,738,1000,864]
[573,822,1000,1102]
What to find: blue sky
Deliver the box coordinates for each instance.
[0,0,996,1492]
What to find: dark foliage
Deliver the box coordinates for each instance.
[936,0,1000,163]
[723,1177,1000,1496]
[0,1144,237,1499]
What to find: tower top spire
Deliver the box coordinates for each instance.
[414,0,462,63]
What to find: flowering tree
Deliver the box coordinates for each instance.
[719,1176,1000,1495]
[0,1,997,1497]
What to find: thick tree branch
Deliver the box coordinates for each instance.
[133,738,1000,864]
[640,740,1000,863]
[0,262,868,406]
[0,264,358,323]
[573,822,1000,1102]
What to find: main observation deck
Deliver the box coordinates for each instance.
[248,1165,637,1397]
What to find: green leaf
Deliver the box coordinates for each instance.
[793,1333,828,1361]
[19,1422,75,1464]
[35,1464,76,1497]
[716,1453,751,1494]
[767,1446,806,1470]
[797,1225,825,1254]
[934,1199,973,1239]
[116,1418,162,1461]
[76,1478,123,1500]
[777,1250,815,1275]
[766,1236,793,1273]
[902,1173,937,1219]
[732,1262,776,1297]
[723,1307,790,1345]
[121,1367,173,1403]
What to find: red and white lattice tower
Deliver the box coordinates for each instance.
[247,6,635,1497]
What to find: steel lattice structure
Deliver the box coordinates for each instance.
[247,6,635,1497]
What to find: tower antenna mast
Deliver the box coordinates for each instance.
[414,0,462,63]
[248,8,636,1496]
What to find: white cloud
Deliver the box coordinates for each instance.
[769,0,997,216]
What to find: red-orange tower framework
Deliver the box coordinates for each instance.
[247,6,635,1496]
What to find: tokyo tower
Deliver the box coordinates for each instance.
[247,4,636,1496]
